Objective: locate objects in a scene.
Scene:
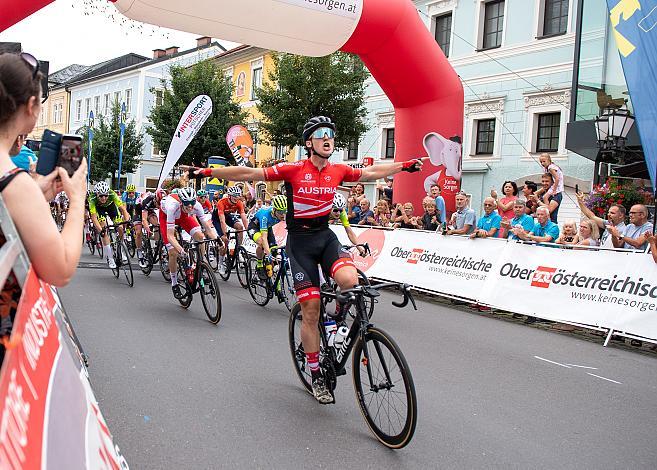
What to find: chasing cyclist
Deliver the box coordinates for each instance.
[212,185,249,272]
[160,186,217,299]
[122,184,147,267]
[194,116,424,403]
[247,194,287,279]
[88,181,131,269]
[328,193,366,255]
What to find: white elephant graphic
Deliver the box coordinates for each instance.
[422,133,462,194]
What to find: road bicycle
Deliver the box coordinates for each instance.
[102,220,134,287]
[218,230,248,288]
[321,244,375,319]
[139,224,162,276]
[124,222,137,258]
[246,245,296,311]
[289,277,418,449]
[174,238,222,324]
[85,218,99,256]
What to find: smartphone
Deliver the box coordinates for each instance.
[58,134,84,177]
[36,129,62,176]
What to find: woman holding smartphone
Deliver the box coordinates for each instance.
[0,52,87,286]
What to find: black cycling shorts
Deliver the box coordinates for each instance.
[212,213,239,236]
[95,204,120,222]
[286,229,353,303]
[247,222,276,247]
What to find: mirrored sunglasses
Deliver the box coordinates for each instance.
[312,127,335,139]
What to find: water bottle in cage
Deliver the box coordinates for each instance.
[323,320,337,347]
[333,326,349,350]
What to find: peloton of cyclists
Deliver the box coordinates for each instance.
[194,116,424,403]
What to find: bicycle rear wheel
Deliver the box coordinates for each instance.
[198,262,222,324]
[235,247,249,289]
[119,241,134,287]
[206,240,219,271]
[247,257,270,306]
[97,239,104,259]
[110,241,120,278]
[141,237,153,276]
[352,327,417,449]
[126,231,136,258]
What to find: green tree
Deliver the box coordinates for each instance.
[256,52,369,150]
[148,60,247,167]
[81,100,143,184]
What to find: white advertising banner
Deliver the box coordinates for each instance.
[327,226,657,341]
[157,95,213,189]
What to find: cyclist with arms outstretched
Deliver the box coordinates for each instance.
[195,116,424,403]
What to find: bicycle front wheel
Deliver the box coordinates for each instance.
[119,241,134,287]
[199,262,222,324]
[141,238,153,276]
[235,247,249,289]
[206,240,219,271]
[288,303,312,394]
[352,327,417,449]
[247,257,270,306]
[160,245,171,282]
[280,263,297,313]
[219,253,232,281]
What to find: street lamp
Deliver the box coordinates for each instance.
[87,110,94,186]
[594,105,636,184]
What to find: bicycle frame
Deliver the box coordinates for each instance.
[266,246,291,298]
[178,239,213,294]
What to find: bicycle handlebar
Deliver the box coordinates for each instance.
[334,281,417,311]
[341,243,371,257]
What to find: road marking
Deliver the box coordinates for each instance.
[564,363,598,370]
[534,356,571,368]
[587,373,622,385]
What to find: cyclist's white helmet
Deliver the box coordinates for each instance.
[94,181,110,195]
[227,186,242,198]
[332,193,347,211]
[177,187,196,204]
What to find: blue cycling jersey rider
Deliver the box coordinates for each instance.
[195,116,424,404]
[247,195,287,279]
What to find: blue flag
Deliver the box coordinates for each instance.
[606,0,657,186]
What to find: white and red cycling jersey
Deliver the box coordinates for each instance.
[159,194,205,245]
[263,159,361,233]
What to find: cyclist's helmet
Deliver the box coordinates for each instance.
[332,193,347,211]
[177,187,196,204]
[197,189,207,197]
[302,116,336,143]
[227,186,242,198]
[94,181,110,195]
[271,194,288,212]
[126,184,136,192]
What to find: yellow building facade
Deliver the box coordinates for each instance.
[29,85,72,140]
[210,45,293,169]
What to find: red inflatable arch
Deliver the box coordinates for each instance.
[1,0,464,211]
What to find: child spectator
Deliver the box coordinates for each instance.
[555,220,579,246]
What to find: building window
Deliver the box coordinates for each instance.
[93,96,100,117]
[155,89,164,108]
[475,119,496,154]
[53,103,60,124]
[75,99,82,121]
[542,0,568,36]
[103,94,110,117]
[251,67,263,100]
[113,91,121,107]
[124,89,132,115]
[536,112,560,152]
[346,140,359,160]
[145,178,159,192]
[384,128,395,159]
[434,13,452,57]
[255,182,267,200]
[84,98,91,121]
[482,0,505,50]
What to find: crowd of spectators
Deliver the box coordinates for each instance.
[343,152,655,255]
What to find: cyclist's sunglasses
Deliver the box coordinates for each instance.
[98,194,109,198]
[331,208,341,213]
[312,127,335,139]
[182,201,196,207]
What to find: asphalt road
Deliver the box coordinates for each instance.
[60,252,657,469]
